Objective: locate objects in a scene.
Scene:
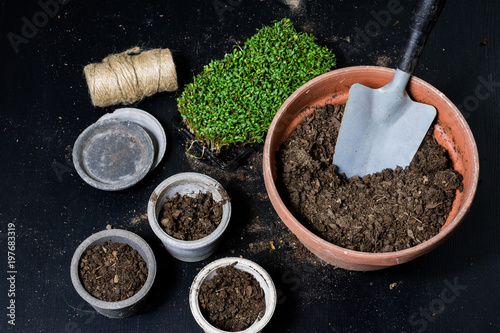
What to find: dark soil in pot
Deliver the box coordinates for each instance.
[78,241,148,301]
[198,262,266,332]
[160,192,223,240]
[276,104,463,253]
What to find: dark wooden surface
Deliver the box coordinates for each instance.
[1,0,499,332]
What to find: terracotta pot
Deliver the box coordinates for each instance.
[263,66,479,271]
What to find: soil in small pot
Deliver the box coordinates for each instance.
[160,192,223,240]
[276,103,463,252]
[78,241,148,302]
[198,262,266,332]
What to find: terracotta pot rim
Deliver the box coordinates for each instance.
[263,66,479,266]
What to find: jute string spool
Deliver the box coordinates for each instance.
[84,47,178,107]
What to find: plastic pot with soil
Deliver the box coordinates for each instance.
[263,66,479,271]
[70,229,157,318]
[148,172,232,262]
[189,257,277,333]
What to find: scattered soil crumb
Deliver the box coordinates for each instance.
[284,0,305,14]
[286,232,325,263]
[376,55,393,67]
[256,192,269,201]
[199,262,266,332]
[129,215,142,226]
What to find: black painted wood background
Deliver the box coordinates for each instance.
[1,0,499,332]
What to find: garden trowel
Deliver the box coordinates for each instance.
[333,0,447,178]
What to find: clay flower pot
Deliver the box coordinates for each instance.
[189,257,277,333]
[263,66,479,271]
[70,229,157,318]
[148,172,232,262]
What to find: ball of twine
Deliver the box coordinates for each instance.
[84,47,178,107]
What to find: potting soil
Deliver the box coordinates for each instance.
[79,241,148,301]
[160,192,223,240]
[276,104,463,252]
[198,262,266,331]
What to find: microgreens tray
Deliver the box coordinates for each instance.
[173,115,257,171]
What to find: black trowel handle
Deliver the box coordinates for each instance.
[398,0,447,74]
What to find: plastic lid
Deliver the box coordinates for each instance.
[73,119,154,191]
[98,108,166,169]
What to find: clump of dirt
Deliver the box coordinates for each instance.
[276,104,463,252]
[160,192,223,240]
[198,262,266,332]
[78,242,148,302]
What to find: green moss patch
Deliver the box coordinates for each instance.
[177,18,336,152]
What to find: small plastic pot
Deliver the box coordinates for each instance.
[148,172,231,262]
[263,66,479,271]
[189,257,277,333]
[70,229,157,318]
